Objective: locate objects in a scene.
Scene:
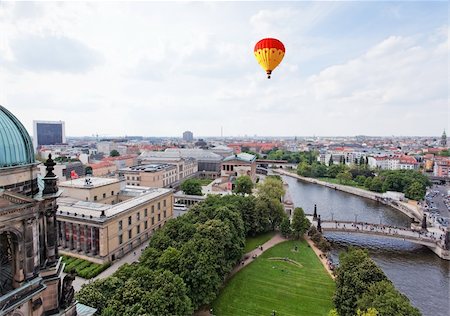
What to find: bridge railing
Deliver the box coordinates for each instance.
[319,220,442,245]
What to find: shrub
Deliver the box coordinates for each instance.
[317,239,332,252]
[311,231,322,244]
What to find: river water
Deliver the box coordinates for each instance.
[282,175,450,316]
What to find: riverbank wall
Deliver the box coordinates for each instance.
[274,169,422,222]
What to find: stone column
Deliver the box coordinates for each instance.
[91,227,97,255]
[95,228,100,256]
[83,225,88,253]
[76,224,81,251]
[60,221,66,248]
[23,218,36,279]
[86,226,91,253]
[45,204,57,263]
[69,223,74,250]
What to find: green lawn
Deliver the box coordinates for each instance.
[317,177,366,189]
[244,231,276,253]
[213,240,335,316]
[198,178,214,186]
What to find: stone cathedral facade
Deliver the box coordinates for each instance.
[0,105,90,316]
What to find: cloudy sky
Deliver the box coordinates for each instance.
[0,1,448,137]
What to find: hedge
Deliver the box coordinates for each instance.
[61,255,111,279]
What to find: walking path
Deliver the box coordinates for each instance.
[229,233,287,278]
[70,240,150,292]
[195,233,287,316]
[304,237,336,280]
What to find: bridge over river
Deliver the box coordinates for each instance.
[308,216,450,260]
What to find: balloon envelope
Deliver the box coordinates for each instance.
[254,38,285,78]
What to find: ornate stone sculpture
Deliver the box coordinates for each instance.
[59,272,75,309]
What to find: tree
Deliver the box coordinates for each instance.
[328,164,347,178]
[438,149,450,157]
[311,163,327,178]
[110,149,120,157]
[359,156,366,165]
[369,177,384,193]
[355,175,366,186]
[364,177,373,189]
[328,154,334,166]
[328,309,339,316]
[280,217,291,238]
[334,249,387,316]
[356,280,420,316]
[255,196,286,231]
[357,308,379,316]
[142,270,194,316]
[405,181,426,201]
[291,207,310,239]
[181,179,203,196]
[233,176,253,195]
[297,161,312,177]
[257,177,285,201]
[76,281,108,313]
[336,171,352,184]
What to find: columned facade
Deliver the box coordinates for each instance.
[58,223,100,257]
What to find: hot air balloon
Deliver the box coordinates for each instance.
[254,38,285,79]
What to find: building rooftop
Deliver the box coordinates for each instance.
[140,148,222,161]
[59,177,120,189]
[223,152,256,163]
[0,105,35,167]
[89,161,115,169]
[120,163,176,173]
[57,187,172,221]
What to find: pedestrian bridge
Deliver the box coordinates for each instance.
[319,220,439,247]
[309,217,450,260]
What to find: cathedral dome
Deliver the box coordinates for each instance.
[0,105,35,167]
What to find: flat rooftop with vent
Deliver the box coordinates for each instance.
[59,177,122,204]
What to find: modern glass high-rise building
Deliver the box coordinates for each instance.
[33,120,66,149]
[182,130,193,142]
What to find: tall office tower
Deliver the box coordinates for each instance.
[183,130,194,142]
[33,120,66,149]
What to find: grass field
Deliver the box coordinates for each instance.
[317,177,366,189]
[198,178,214,186]
[244,231,276,253]
[213,240,335,316]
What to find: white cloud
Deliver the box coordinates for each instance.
[0,2,447,137]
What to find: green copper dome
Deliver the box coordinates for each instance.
[0,105,35,167]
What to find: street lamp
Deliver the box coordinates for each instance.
[354,214,358,224]
[331,212,334,221]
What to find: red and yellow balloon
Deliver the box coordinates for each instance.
[254,38,285,79]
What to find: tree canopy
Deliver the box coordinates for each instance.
[333,249,421,316]
[257,176,285,201]
[110,149,120,157]
[180,179,203,196]
[291,207,310,239]
[76,194,263,314]
[233,175,254,195]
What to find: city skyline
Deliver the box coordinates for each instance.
[0,1,448,137]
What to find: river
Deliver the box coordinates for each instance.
[282,175,450,316]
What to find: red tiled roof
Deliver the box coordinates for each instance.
[399,155,418,164]
[89,161,115,169]
[102,154,137,162]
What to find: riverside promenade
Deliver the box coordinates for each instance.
[274,169,422,221]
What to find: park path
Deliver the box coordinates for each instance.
[304,237,336,280]
[195,233,287,316]
[229,233,287,278]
